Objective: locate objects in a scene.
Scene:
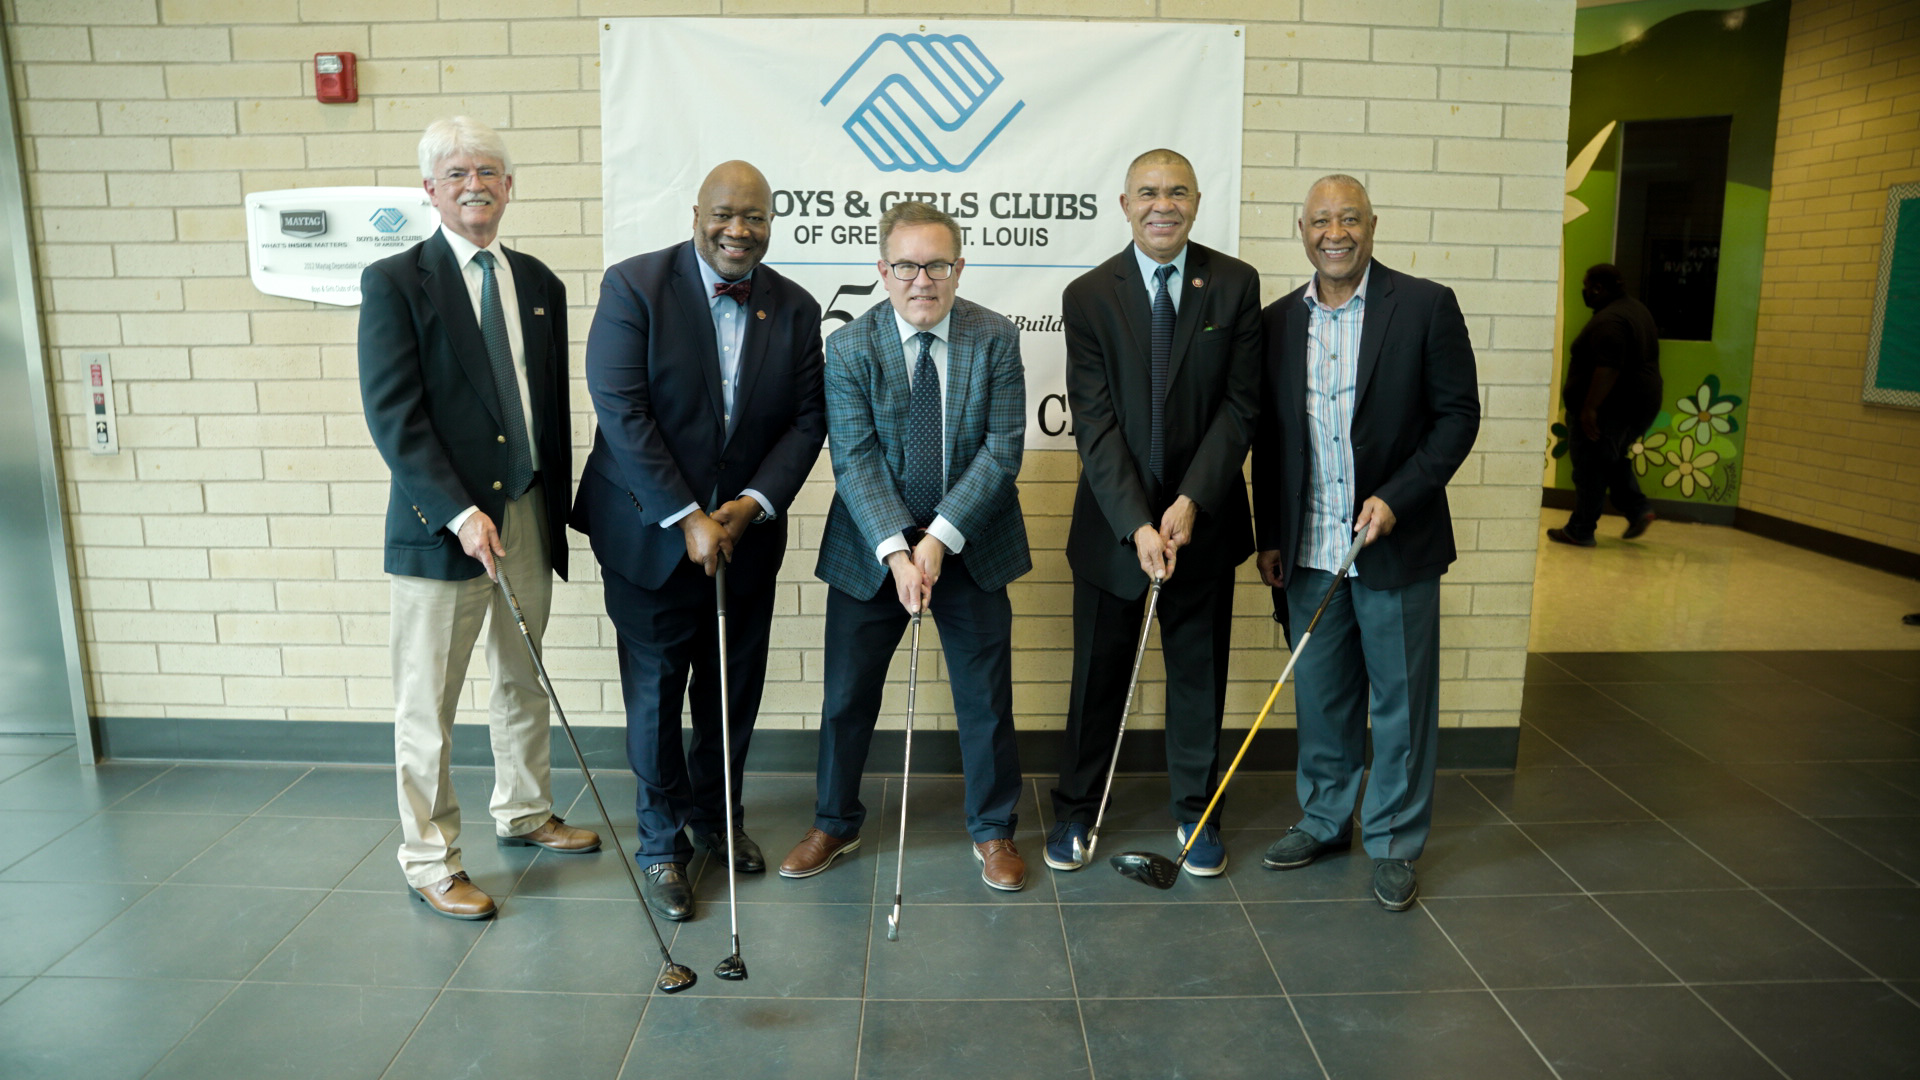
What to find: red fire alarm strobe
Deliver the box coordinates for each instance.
[315,52,357,104]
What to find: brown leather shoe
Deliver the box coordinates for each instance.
[412,871,495,920]
[778,828,861,878]
[499,815,600,853]
[974,837,1026,892]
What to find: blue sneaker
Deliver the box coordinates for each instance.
[1176,822,1227,877]
[1044,821,1089,871]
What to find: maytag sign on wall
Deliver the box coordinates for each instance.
[244,187,438,306]
[602,19,1245,448]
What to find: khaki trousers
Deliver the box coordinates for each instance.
[390,485,555,888]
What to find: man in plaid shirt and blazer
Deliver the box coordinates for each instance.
[777,201,1034,892]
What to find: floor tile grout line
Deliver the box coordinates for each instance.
[1227,872,1333,1080]
[1516,723,1828,1079]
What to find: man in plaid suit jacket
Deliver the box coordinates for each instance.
[777,201,1034,892]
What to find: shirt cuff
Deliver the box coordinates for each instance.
[927,515,965,554]
[447,505,479,536]
[660,502,699,529]
[741,489,776,522]
[874,532,910,565]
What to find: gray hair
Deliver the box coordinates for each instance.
[417,116,513,179]
[878,200,963,260]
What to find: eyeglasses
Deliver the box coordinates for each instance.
[886,261,955,281]
[437,167,504,186]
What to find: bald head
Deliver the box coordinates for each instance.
[692,160,773,279]
[1303,174,1371,218]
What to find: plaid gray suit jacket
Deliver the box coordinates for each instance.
[815,296,1032,598]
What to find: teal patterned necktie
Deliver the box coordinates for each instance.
[473,250,533,499]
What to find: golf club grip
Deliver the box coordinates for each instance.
[714,560,728,616]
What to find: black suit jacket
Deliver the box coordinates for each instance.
[358,230,571,582]
[1063,241,1262,599]
[571,241,827,592]
[1252,260,1480,593]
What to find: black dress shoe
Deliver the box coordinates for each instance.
[692,827,765,873]
[641,862,693,922]
[1263,826,1351,870]
[1373,858,1418,911]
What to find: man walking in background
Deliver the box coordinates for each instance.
[1548,263,1664,547]
[360,116,598,922]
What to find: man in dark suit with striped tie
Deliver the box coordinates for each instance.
[360,117,599,922]
[1046,149,1263,879]
[777,201,1032,891]
[572,161,826,922]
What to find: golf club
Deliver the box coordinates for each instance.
[711,562,748,982]
[1111,531,1367,889]
[1078,576,1163,867]
[494,566,696,994]
[885,605,925,942]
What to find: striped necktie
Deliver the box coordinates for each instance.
[1149,263,1175,484]
[473,250,533,500]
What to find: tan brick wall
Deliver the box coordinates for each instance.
[1744,0,1920,554]
[10,0,1570,739]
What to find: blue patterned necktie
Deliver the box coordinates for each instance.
[1149,263,1174,483]
[904,331,942,527]
[473,250,533,500]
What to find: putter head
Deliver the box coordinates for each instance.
[714,954,749,981]
[1109,850,1180,890]
[657,963,697,994]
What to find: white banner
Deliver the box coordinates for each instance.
[244,187,438,306]
[601,19,1245,448]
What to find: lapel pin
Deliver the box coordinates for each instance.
[533,307,545,315]
[1192,277,1204,289]
[756,310,767,320]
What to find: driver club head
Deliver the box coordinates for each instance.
[714,954,749,982]
[656,963,697,994]
[1109,851,1180,890]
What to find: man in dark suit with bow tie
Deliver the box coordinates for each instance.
[1045,149,1263,879]
[777,201,1031,892]
[1252,175,1480,912]
[361,116,599,922]
[572,161,827,922]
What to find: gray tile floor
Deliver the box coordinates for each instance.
[1,649,1917,1079]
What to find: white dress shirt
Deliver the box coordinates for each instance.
[875,309,966,564]
[1133,242,1188,313]
[658,252,775,530]
[442,225,539,537]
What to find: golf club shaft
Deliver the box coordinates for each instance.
[714,561,742,960]
[889,608,923,939]
[494,567,682,969]
[1171,532,1367,866]
[1086,576,1163,859]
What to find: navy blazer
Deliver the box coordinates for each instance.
[358,230,571,582]
[815,296,1031,598]
[572,241,827,592]
[1251,260,1481,592]
[1062,241,1263,599]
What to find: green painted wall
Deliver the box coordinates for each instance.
[1554,0,1790,508]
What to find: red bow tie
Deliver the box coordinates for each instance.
[713,279,751,304]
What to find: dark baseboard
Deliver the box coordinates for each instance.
[1733,508,1920,580]
[1539,486,1736,526]
[97,717,1520,771]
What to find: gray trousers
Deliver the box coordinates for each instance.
[1287,568,1441,862]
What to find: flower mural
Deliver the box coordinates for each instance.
[1660,435,1720,497]
[1628,430,1669,475]
[1674,375,1742,445]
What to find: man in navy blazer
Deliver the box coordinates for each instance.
[1047,150,1262,879]
[1252,175,1480,912]
[776,201,1032,892]
[360,117,599,922]
[572,161,826,921]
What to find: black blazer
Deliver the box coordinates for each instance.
[1252,260,1480,593]
[571,241,827,592]
[358,230,571,582]
[1062,241,1262,599]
